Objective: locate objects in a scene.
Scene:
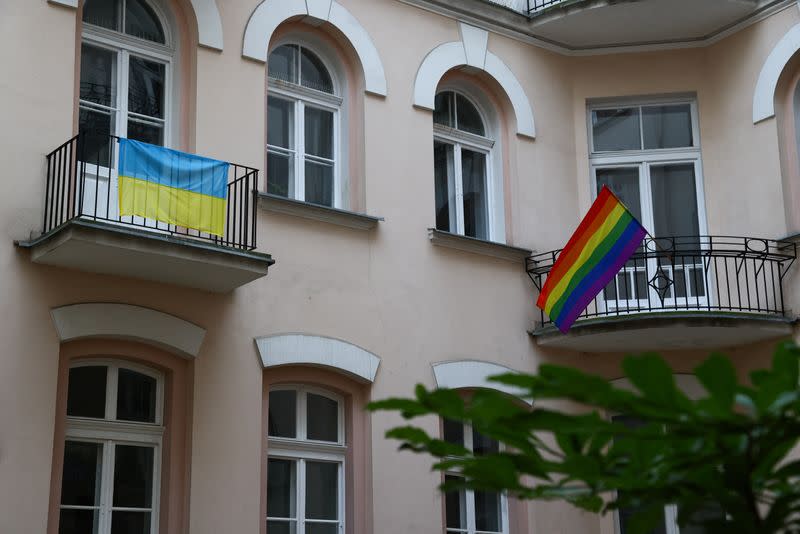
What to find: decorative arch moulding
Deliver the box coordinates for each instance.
[432,360,533,405]
[753,22,800,123]
[47,0,224,50]
[255,333,381,383]
[414,22,536,139]
[50,303,207,359]
[242,0,388,96]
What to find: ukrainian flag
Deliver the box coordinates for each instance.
[118,139,229,237]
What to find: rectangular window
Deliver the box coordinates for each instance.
[442,420,507,534]
[588,98,706,311]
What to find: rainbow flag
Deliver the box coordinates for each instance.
[537,186,647,333]
[118,139,229,236]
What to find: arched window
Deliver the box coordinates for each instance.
[79,0,172,165]
[442,418,508,534]
[267,44,341,208]
[58,361,164,534]
[267,386,345,534]
[433,90,495,241]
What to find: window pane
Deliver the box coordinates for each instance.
[306,393,338,442]
[618,505,667,534]
[128,57,165,119]
[82,0,120,31]
[267,459,297,519]
[61,441,103,506]
[456,94,485,136]
[305,160,334,207]
[473,427,499,456]
[79,107,115,168]
[67,366,107,419]
[650,163,699,242]
[643,105,693,149]
[592,108,641,152]
[443,419,464,446]
[59,508,100,534]
[475,489,502,532]
[125,0,165,43]
[679,502,726,533]
[305,107,334,159]
[127,119,164,146]
[305,461,338,520]
[306,523,338,534]
[300,48,334,94]
[113,445,154,508]
[80,44,116,108]
[268,45,299,85]
[434,92,455,128]
[461,149,488,240]
[445,475,467,530]
[434,141,455,233]
[266,520,297,534]
[116,369,157,423]
[267,151,294,198]
[268,390,297,438]
[268,97,294,149]
[595,167,642,222]
[111,511,151,534]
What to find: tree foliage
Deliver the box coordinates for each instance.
[368,342,800,534]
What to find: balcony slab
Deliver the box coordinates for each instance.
[16,219,274,293]
[531,312,795,352]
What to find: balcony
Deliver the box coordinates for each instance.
[527,235,797,352]
[16,134,274,293]
[418,0,787,51]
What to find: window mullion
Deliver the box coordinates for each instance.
[454,144,465,235]
[297,101,305,202]
[118,50,129,139]
[298,459,307,534]
[101,440,116,534]
[107,365,118,421]
[466,488,477,534]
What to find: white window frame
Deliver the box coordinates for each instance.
[267,44,343,209]
[433,90,497,242]
[587,97,710,312]
[443,420,509,534]
[267,385,346,534]
[61,360,165,534]
[81,0,174,149]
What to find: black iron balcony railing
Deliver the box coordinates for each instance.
[485,0,566,15]
[43,133,258,250]
[527,236,797,328]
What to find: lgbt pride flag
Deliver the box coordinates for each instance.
[118,139,229,236]
[537,186,647,333]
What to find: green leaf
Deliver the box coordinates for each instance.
[622,353,685,408]
[695,353,738,412]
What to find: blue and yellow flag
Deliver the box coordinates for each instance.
[118,139,229,236]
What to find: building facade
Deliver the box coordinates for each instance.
[2,0,800,533]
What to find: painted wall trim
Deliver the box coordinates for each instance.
[413,23,536,138]
[48,0,78,7]
[753,22,800,123]
[255,333,381,383]
[242,0,387,96]
[432,360,532,404]
[45,0,224,50]
[51,303,206,358]
[191,0,224,50]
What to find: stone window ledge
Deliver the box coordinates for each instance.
[428,228,533,262]
[259,193,383,230]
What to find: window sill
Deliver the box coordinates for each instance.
[428,228,533,262]
[258,193,384,230]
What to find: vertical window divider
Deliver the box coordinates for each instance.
[297,100,306,203]
[454,143,465,235]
